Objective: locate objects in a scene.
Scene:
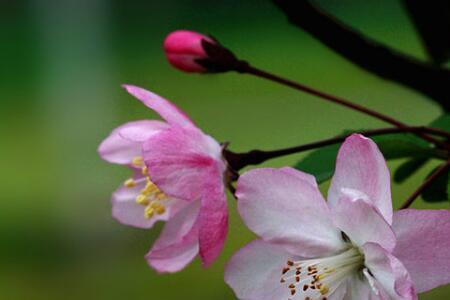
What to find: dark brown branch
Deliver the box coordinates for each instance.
[224,126,449,171]
[403,0,450,65]
[273,0,450,111]
[400,160,450,209]
[238,64,448,149]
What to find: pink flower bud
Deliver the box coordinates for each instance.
[163,30,214,73]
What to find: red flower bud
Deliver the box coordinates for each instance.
[163,30,214,73]
[163,30,243,73]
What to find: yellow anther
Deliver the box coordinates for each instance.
[155,205,166,215]
[136,195,150,206]
[148,201,161,209]
[319,285,329,295]
[142,182,159,195]
[132,156,144,167]
[124,178,136,188]
[144,206,155,219]
[155,192,168,201]
[141,165,148,176]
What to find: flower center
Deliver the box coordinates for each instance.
[280,247,364,300]
[123,156,169,219]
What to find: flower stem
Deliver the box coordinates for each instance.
[224,126,448,171]
[400,160,450,209]
[237,63,446,148]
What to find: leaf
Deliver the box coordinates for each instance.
[394,158,428,183]
[429,114,450,131]
[392,114,450,183]
[294,132,443,184]
[370,134,437,160]
[294,144,339,183]
[422,167,450,202]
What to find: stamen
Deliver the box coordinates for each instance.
[132,156,144,167]
[142,182,159,195]
[124,178,136,188]
[142,165,148,175]
[136,195,150,206]
[280,247,363,300]
[144,206,154,218]
[123,162,171,220]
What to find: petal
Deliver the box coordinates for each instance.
[163,30,210,56]
[198,166,228,266]
[236,168,345,258]
[345,275,377,300]
[119,120,169,142]
[151,200,200,251]
[122,84,194,127]
[146,230,199,273]
[98,120,159,164]
[111,178,170,228]
[225,240,293,300]
[166,54,207,73]
[143,125,225,201]
[331,196,396,252]
[328,134,393,224]
[146,200,201,273]
[392,209,450,292]
[363,243,417,300]
[328,284,348,300]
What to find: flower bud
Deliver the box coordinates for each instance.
[163,30,212,73]
[163,30,243,73]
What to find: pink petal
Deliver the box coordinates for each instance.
[328,134,393,224]
[163,30,210,57]
[224,240,293,300]
[151,200,200,250]
[99,120,163,164]
[146,230,199,273]
[165,54,207,73]
[146,200,201,273]
[198,166,228,267]
[119,120,169,142]
[392,209,450,293]
[331,196,396,252]
[236,168,346,258]
[143,125,225,201]
[363,243,417,300]
[122,85,194,128]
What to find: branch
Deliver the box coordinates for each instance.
[273,0,450,111]
[400,160,450,209]
[239,64,447,149]
[224,126,449,171]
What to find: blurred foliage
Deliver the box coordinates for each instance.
[0,0,449,299]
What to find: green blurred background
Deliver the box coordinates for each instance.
[1,0,448,299]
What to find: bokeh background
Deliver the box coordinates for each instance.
[1,0,448,299]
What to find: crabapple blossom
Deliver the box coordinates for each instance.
[98,84,228,272]
[225,134,450,300]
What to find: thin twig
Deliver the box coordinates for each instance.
[400,160,450,209]
[224,126,449,171]
[238,64,447,149]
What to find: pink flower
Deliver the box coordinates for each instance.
[225,134,450,299]
[98,84,228,272]
[164,30,214,73]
